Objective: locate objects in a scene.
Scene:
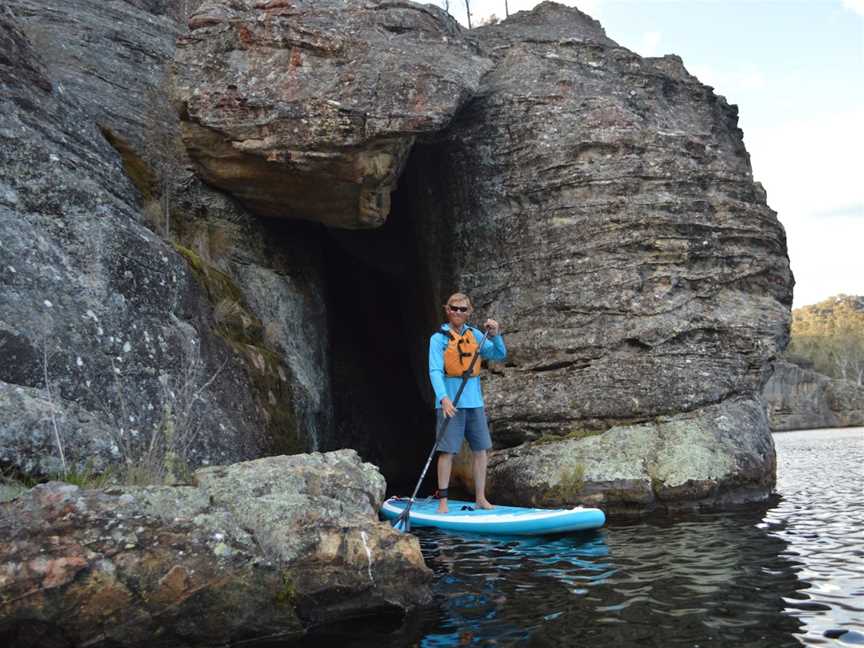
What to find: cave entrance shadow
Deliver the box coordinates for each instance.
[322,141,453,494]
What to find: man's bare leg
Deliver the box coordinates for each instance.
[437,452,452,513]
[473,450,494,509]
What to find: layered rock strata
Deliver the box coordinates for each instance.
[0,450,431,646]
[424,3,793,511]
[764,360,864,431]
[172,0,491,228]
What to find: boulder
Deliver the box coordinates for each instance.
[764,360,864,431]
[172,0,491,228]
[0,450,431,646]
[485,396,776,514]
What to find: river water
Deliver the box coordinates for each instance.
[302,427,863,647]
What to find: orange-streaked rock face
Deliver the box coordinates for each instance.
[0,452,431,645]
[173,0,491,228]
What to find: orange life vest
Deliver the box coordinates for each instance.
[442,328,482,378]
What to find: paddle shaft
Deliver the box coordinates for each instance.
[397,327,491,525]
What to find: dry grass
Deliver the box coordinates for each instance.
[97,342,224,487]
[142,199,165,233]
[213,298,245,326]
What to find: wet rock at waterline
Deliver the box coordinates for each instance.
[485,397,776,514]
[764,360,864,431]
[432,3,792,506]
[0,451,431,646]
[173,0,491,228]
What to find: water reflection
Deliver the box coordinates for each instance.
[420,531,610,646]
[769,428,864,646]
[532,513,807,647]
[286,428,863,647]
[414,510,808,647]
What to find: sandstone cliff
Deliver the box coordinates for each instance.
[764,360,864,431]
[433,6,791,514]
[170,0,791,511]
[1,0,792,513]
[1,0,332,481]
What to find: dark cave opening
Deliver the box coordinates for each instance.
[322,141,455,493]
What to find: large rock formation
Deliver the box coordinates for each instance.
[173,0,491,228]
[169,0,793,512]
[0,2,260,476]
[1,0,333,479]
[2,0,793,513]
[415,3,792,511]
[0,450,431,646]
[764,360,864,431]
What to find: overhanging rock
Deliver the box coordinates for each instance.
[173,0,491,228]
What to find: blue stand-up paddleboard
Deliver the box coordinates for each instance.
[381,497,605,536]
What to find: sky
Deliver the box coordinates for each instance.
[430,0,864,308]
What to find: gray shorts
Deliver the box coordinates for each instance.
[435,407,492,454]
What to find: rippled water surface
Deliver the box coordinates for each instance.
[302,428,863,647]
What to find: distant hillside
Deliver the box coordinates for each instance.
[785,295,864,385]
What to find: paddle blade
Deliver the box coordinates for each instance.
[392,509,411,533]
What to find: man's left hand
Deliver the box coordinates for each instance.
[484,319,500,337]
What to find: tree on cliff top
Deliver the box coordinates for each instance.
[786,295,864,385]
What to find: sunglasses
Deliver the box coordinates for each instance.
[447,305,470,313]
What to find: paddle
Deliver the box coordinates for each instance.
[393,325,492,533]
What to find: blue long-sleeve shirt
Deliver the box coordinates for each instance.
[429,323,507,409]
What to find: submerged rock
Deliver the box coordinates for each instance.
[0,450,431,646]
[764,360,864,431]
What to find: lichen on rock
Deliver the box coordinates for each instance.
[0,451,431,645]
[487,397,776,514]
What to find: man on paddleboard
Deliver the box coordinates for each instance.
[429,292,506,514]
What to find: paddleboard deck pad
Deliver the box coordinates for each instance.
[381,497,605,536]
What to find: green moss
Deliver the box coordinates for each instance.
[172,244,302,455]
[173,244,245,305]
[275,570,297,606]
[547,463,586,503]
[220,336,303,456]
[100,126,157,200]
[213,298,265,347]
